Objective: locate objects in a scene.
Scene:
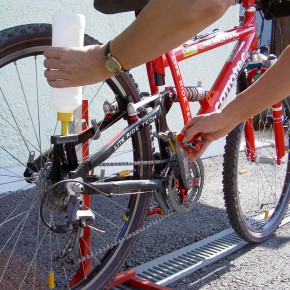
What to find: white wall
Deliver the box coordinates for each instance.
[1,1,239,158]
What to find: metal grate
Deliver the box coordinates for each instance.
[133,206,290,286]
[133,228,247,286]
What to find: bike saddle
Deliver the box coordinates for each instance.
[94,0,149,14]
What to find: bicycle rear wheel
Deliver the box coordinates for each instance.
[223,70,290,243]
[0,24,152,289]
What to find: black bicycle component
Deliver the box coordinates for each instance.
[24,150,51,183]
[70,105,160,179]
[0,23,153,290]
[156,131,193,190]
[50,144,65,182]
[94,0,149,14]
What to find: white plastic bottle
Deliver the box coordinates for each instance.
[50,12,85,135]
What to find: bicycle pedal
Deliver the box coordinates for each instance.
[176,133,205,153]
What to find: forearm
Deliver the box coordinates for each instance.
[222,45,290,126]
[110,0,233,70]
[44,0,233,87]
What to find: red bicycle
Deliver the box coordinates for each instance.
[0,0,289,289]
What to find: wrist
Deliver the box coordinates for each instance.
[220,101,241,129]
[97,44,115,80]
[103,41,129,76]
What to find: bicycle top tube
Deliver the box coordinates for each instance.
[144,0,258,122]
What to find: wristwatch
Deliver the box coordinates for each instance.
[104,41,128,76]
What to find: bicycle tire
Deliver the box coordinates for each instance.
[0,24,152,289]
[223,70,290,243]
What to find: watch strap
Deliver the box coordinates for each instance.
[104,41,111,57]
[104,41,128,75]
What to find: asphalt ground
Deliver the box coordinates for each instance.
[125,155,290,289]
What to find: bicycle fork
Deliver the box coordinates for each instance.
[245,101,286,165]
[272,102,286,165]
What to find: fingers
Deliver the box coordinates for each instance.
[43,47,63,59]
[44,48,73,87]
[44,67,65,80]
[44,71,68,88]
[182,123,201,143]
[179,114,215,161]
[47,79,72,88]
[181,118,204,143]
[43,58,62,70]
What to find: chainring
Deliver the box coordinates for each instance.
[167,160,203,213]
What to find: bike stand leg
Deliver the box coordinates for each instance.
[107,269,172,290]
[70,100,91,288]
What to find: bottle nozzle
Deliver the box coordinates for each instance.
[57,112,74,136]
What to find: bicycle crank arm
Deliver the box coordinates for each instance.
[85,179,167,195]
[158,131,193,190]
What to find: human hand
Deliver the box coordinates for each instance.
[179,110,236,160]
[43,44,113,87]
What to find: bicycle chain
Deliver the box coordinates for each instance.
[99,159,170,167]
[77,158,173,263]
[78,209,176,263]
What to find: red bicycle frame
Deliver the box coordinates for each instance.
[145,0,285,163]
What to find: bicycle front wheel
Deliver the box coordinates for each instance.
[0,24,152,289]
[223,71,290,243]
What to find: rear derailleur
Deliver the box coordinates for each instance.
[41,178,95,266]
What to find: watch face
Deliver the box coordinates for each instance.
[105,56,122,74]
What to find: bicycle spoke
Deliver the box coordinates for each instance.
[18,227,49,290]
[34,56,43,162]
[0,204,38,229]
[69,81,106,135]
[32,209,42,290]
[54,232,70,289]
[0,198,37,284]
[0,114,42,156]
[0,195,29,230]
[0,145,33,172]
[14,62,40,149]
[0,86,29,148]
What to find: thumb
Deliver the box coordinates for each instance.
[182,121,203,143]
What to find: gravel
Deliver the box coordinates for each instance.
[169,223,290,289]
[126,155,229,268]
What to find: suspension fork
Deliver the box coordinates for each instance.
[244,118,256,162]
[244,102,286,164]
[272,101,286,165]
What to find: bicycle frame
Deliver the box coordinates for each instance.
[145,0,285,163]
